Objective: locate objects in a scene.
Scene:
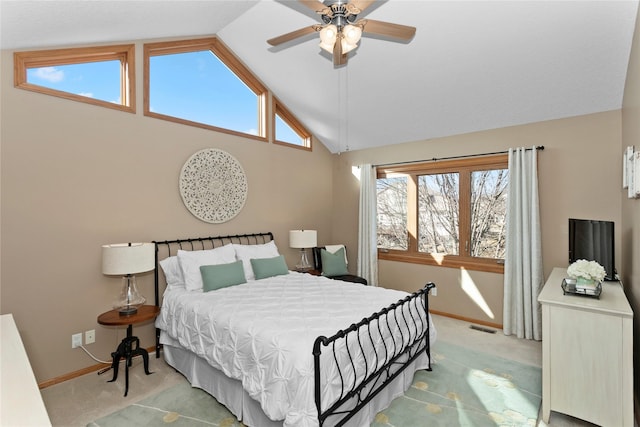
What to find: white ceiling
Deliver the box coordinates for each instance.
[1,0,638,153]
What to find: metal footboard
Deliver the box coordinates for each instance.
[313,282,436,427]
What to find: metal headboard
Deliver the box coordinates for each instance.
[152,232,274,356]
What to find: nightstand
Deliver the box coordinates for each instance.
[97,305,160,396]
[305,269,322,276]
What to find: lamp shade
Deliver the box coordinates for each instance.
[289,230,317,249]
[343,24,362,45]
[319,24,338,53]
[102,243,155,275]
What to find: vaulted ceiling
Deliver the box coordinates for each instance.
[2,1,638,153]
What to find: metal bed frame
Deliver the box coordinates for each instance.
[153,232,435,427]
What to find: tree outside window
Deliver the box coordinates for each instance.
[376,154,508,273]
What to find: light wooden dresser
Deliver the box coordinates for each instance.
[538,267,633,426]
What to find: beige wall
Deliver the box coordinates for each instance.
[333,111,622,326]
[621,0,640,404]
[0,44,336,382]
[0,32,634,391]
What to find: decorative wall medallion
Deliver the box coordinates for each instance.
[179,149,248,223]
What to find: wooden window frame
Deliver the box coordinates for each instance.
[273,97,312,151]
[143,37,269,142]
[377,154,508,274]
[14,44,135,113]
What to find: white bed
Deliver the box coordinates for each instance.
[153,234,436,427]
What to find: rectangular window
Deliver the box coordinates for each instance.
[470,169,508,259]
[377,154,508,273]
[14,44,135,113]
[377,175,408,250]
[418,173,460,255]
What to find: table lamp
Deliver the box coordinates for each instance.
[102,242,155,315]
[289,230,317,271]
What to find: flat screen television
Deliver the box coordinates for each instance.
[568,218,616,281]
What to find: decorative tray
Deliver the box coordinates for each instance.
[561,278,602,299]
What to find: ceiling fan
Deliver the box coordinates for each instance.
[267,0,416,66]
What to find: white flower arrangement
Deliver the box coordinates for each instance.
[567,259,606,283]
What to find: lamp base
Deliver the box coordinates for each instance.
[118,306,138,316]
[295,249,312,272]
[114,274,145,316]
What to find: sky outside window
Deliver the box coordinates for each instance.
[275,114,303,145]
[27,60,121,104]
[22,43,311,146]
[149,50,258,136]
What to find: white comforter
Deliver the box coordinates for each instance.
[156,272,435,427]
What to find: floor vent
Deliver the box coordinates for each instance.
[470,325,497,334]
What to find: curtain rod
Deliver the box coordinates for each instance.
[374,145,544,168]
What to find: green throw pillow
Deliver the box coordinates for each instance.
[321,247,349,276]
[250,255,289,280]
[200,260,246,292]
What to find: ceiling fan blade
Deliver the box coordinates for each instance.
[298,0,331,15]
[360,19,416,41]
[267,25,319,46]
[348,0,376,14]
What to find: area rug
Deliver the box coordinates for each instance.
[87,341,541,427]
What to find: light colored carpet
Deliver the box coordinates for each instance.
[86,341,541,427]
[41,315,598,426]
[86,382,239,427]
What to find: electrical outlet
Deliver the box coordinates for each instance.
[85,329,95,345]
[71,333,82,348]
[431,286,437,297]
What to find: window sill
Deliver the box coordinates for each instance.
[378,251,505,274]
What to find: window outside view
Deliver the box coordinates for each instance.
[377,176,408,250]
[19,41,310,147]
[27,60,122,104]
[376,162,508,267]
[148,50,258,136]
[418,172,460,255]
[275,114,304,146]
[470,169,508,259]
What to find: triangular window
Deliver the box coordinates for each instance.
[274,99,311,150]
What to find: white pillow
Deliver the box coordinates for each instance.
[159,256,185,289]
[177,244,237,291]
[233,241,280,281]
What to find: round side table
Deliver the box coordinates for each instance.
[97,305,160,396]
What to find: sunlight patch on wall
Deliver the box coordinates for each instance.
[459,268,495,319]
[352,165,360,180]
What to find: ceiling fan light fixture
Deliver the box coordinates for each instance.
[340,24,362,54]
[341,39,358,54]
[343,24,362,45]
[319,24,338,52]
